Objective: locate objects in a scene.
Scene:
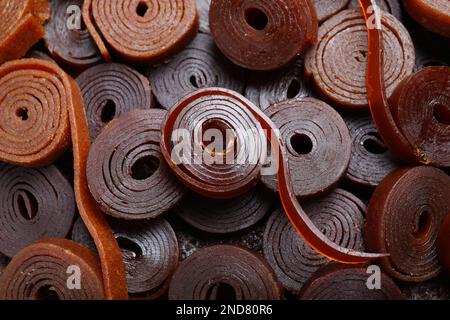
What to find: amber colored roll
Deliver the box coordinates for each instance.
[44,0,102,71]
[197,0,211,33]
[209,0,318,71]
[348,0,403,21]
[77,63,154,140]
[149,33,245,110]
[366,167,450,282]
[298,264,404,300]
[388,67,450,167]
[344,113,401,188]
[403,0,450,38]
[0,59,127,299]
[169,245,281,300]
[438,214,450,275]
[264,189,366,293]
[0,0,50,64]
[72,217,179,299]
[0,163,75,257]
[261,98,351,199]
[83,0,198,64]
[174,184,274,235]
[245,60,311,111]
[0,239,104,300]
[87,109,186,220]
[312,0,349,23]
[305,8,415,108]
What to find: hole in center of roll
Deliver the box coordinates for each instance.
[101,100,116,123]
[190,75,199,88]
[34,285,60,300]
[433,103,450,125]
[201,119,237,157]
[413,211,432,239]
[17,190,38,221]
[131,155,159,180]
[363,132,388,154]
[290,133,313,155]
[116,237,143,259]
[354,50,368,63]
[136,1,148,17]
[16,107,29,121]
[244,7,268,31]
[287,79,301,99]
[207,283,236,300]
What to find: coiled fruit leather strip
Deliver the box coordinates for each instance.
[149,33,245,110]
[72,217,179,299]
[77,63,154,141]
[0,59,127,299]
[359,1,450,166]
[0,163,75,257]
[0,239,104,300]
[304,8,415,109]
[173,184,274,235]
[44,0,102,71]
[312,0,350,23]
[403,0,450,38]
[197,0,211,33]
[366,166,450,281]
[83,0,198,64]
[209,0,318,71]
[87,109,186,220]
[344,113,401,188]
[0,0,50,64]
[161,87,386,263]
[245,60,311,111]
[264,189,366,293]
[438,214,450,275]
[261,98,351,199]
[348,0,403,21]
[169,245,281,300]
[298,263,404,300]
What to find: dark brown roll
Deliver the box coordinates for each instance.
[388,66,450,167]
[313,0,349,23]
[298,264,405,300]
[348,0,403,21]
[305,8,415,108]
[197,0,211,33]
[72,217,179,299]
[366,167,450,282]
[264,189,366,293]
[83,0,199,64]
[87,109,186,220]
[344,113,401,188]
[438,214,450,275]
[44,0,102,71]
[77,63,154,141]
[261,98,351,199]
[173,184,274,235]
[169,245,281,300]
[0,239,104,300]
[149,33,245,110]
[245,60,311,111]
[403,0,450,38]
[209,0,318,71]
[0,163,75,257]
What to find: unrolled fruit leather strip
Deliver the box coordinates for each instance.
[0,59,127,299]
[403,0,450,38]
[0,239,104,300]
[0,0,50,64]
[82,0,199,64]
[358,0,450,166]
[161,87,387,263]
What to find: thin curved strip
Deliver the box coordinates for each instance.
[0,239,104,300]
[161,87,387,264]
[0,59,127,299]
